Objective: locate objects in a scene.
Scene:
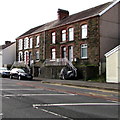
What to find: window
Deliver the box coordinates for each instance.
[52,32,56,44]
[24,51,29,64]
[35,51,39,60]
[18,39,23,50]
[81,24,87,39]
[30,38,33,48]
[68,46,73,62]
[36,36,40,47]
[24,37,29,49]
[61,47,66,58]
[81,44,88,59]
[18,52,23,61]
[62,30,66,42]
[68,28,74,41]
[51,48,56,60]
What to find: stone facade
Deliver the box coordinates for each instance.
[16,1,120,78]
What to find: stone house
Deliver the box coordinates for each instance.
[16,0,120,79]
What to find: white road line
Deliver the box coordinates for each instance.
[40,109,73,120]
[0,88,43,91]
[2,93,75,97]
[33,102,119,107]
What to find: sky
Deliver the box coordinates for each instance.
[0,0,112,45]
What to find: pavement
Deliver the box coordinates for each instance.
[34,77,120,91]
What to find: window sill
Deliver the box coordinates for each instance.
[81,38,88,40]
[35,46,39,48]
[60,41,66,44]
[81,57,88,60]
[50,43,56,45]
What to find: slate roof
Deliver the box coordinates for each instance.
[0,42,15,50]
[17,1,113,38]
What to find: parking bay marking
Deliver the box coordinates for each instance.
[40,108,73,120]
[33,102,119,107]
[1,93,75,97]
[0,88,44,91]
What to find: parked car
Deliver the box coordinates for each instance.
[1,70,10,78]
[10,68,33,80]
[0,67,8,74]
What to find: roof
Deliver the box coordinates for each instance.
[17,0,119,39]
[0,42,15,50]
[105,45,120,57]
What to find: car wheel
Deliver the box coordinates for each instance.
[18,76,21,80]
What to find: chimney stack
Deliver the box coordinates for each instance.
[57,9,69,20]
[5,41,11,45]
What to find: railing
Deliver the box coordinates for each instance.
[41,58,77,77]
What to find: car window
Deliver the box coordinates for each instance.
[0,68,7,70]
[17,69,25,73]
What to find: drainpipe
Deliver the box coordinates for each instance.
[43,31,46,60]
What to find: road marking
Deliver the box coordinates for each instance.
[33,102,119,107]
[88,92,113,97]
[2,93,75,97]
[40,109,73,120]
[45,83,119,94]
[0,88,43,91]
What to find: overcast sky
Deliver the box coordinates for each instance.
[0,0,111,45]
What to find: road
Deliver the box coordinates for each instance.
[0,77,119,119]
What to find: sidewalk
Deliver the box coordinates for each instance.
[34,77,119,91]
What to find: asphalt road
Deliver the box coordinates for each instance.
[0,77,119,119]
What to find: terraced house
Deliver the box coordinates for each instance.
[16,0,120,79]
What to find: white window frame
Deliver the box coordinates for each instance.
[36,36,40,47]
[24,37,29,49]
[18,39,23,50]
[62,30,66,42]
[68,46,73,62]
[81,44,88,59]
[68,28,74,41]
[51,48,56,60]
[24,51,29,64]
[61,46,66,58]
[52,32,56,44]
[35,51,39,61]
[30,38,33,48]
[81,24,87,39]
[18,51,23,62]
